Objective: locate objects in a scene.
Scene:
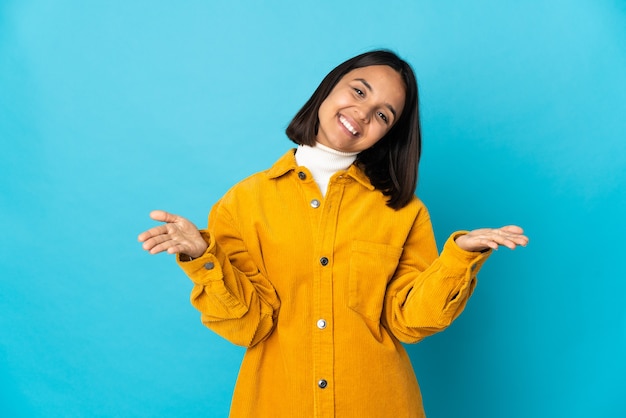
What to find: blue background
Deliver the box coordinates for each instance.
[2,0,625,417]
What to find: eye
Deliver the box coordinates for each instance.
[353,87,364,97]
[377,111,389,124]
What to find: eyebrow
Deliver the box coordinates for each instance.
[354,78,397,120]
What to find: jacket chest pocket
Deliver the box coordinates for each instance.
[348,240,403,321]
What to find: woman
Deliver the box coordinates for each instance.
[138,50,528,417]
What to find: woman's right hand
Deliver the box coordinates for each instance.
[137,210,208,258]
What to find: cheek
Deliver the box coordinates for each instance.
[318,96,333,119]
[323,90,352,111]
[371,124,390,141]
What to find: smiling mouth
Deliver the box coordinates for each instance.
[339,115,359,136]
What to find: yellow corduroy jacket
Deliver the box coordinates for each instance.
[176,149,491,418]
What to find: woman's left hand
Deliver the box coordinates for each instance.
[455,225,529,252]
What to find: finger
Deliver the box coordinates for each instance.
[509,234,529,246]
[500,238,518,250]
[484,240,499,251]
[141,232,173,251]
[499,231,529,247]
[462,226,529,252]
[151,239,189,255]
[137,224,172,242]
[149,210,181,224]
[147,237,178,255]
[492,234,528,249]
[492,226,529,247]
[466,236,499,252]
[499,225,524,235]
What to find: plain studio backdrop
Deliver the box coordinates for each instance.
[1,1,625,417]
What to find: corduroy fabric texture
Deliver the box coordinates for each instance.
[177,149,490,417]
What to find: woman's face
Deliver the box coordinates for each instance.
[316,65,406,153]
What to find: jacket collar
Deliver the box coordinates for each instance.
[267,149,375,191]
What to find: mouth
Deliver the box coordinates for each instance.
[339,115,359,137]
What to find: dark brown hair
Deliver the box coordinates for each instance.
[285,50,421,210]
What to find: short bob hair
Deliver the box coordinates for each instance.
[286,49,421,210]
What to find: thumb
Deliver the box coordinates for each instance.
[149,210,180,224]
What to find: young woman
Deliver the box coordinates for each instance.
[138,50,528,417]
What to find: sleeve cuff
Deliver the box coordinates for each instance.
[175,230,224,284]
[440,231,491,274]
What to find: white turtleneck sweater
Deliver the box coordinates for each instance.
[295,143,358,197]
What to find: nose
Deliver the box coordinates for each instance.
[353,105,372,123]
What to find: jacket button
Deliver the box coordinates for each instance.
[298,171,306,180]
[310,199,320,208]
[204,262,215,270]
[319,257,329,266]
[317,319,327,329]
[318,379,328,389]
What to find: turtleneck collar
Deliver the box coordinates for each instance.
[295,142,358,196]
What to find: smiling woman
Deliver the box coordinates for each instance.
[316,65,406,153]
[138,50,528,417]
[287,50,421,209]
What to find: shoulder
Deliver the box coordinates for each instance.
[218,149,296,205]
[395,195,432,226]
[373,192,430,217]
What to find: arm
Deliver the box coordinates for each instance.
[138,208,280,348]
[382,216,528,344]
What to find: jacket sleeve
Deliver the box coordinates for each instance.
[382,213,491,344]
[176,201,280,348]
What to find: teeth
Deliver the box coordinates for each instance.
[339,116,358,135]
